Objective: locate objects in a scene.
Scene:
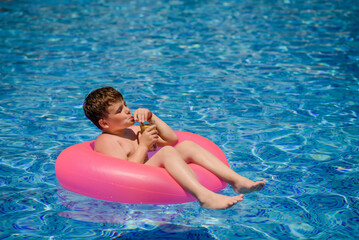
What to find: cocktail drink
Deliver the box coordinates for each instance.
[140,123,157,151]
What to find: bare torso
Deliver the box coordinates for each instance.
[94,126,142,159]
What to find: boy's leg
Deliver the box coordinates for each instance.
[175,141,265,193]
[145,146,244,209]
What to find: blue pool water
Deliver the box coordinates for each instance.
[1,0,358,239]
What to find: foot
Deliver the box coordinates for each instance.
[232,176,265,194]
[199,192,244,210]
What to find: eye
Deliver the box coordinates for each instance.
[116,102,127,113]
[117,106,124,113]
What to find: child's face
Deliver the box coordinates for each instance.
[100,100,135,131]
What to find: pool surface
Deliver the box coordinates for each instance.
[1,0,358,239]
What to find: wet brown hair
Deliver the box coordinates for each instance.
[83,86,124,129]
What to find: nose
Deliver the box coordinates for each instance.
[125,106,131,114]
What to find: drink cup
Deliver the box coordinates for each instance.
[140,123,157,151]
[140,123,152,133]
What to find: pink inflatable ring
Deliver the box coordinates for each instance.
[55,131,228,204]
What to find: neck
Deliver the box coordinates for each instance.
[102,128,127,136]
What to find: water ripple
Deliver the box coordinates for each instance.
[1,0,358,239]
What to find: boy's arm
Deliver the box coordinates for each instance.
[128,126,159,164]
[134,108,178,146]
[149,113,178,146]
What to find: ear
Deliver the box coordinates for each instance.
[98,119,109,129]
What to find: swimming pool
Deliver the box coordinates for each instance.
[1,0,358,238]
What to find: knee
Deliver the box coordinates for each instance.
[175,141,201,161]
[155,146,186,166]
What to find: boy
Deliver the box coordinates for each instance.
[83,87,265,209]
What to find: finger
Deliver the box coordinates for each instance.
[147,111,152,121]
[138,115,143,123]
[135,109,144,122]
[144,125,155,132]
[140,110,147,123]
[135,110,143,122]
[141,113,146,123]
[133,111,138,121]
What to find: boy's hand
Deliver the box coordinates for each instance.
[138,125,158,150]
[133,108,153,123]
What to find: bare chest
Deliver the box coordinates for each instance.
[118,137,139,158]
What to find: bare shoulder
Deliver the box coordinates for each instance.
[95,133,119,146]
[94,133,127,159]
